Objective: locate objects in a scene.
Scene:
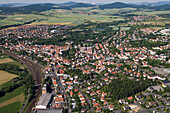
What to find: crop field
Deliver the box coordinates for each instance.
[129,10,170,15]
[0,58,13,64]
[142,21,170,26]
[0,94,24,108]
[0,102,22,113]
[0,86,24,103]
[109,25,119,30]
[0,71,18,85]
[0,14,48,27]
[0,8,127,27]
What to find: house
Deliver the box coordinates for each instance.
[104,101,108,105]
[102,92,107,97]
[128,96,133,100]
[90,92,96,96]
[100,97,105,102]
[109,104,114,110]
[55,96,64,104]
[119,99,128,104]
[96,90,101,95]
[149,102,156,106]
[135,95,142,101]
[161,81,170,87]
[96,107,101,112]
[123,106,130,111]
[35,93,52,110]
[154,94,162,99]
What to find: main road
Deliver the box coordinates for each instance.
[2,49,42,113]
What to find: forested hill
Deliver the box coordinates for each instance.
[0,3,94,14]
[99,2,170,10]
[0,2,170,14]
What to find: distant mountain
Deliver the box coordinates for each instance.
[0,3,57,13]
[137,1,170,6]
[0,3,31,7]
[59,1,78,6]
[58,3,95,10]
[99,2,139,9]
[99,2,170,10]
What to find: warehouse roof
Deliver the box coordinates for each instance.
[37,93,52,107]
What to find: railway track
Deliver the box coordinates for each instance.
[2,50,42,113]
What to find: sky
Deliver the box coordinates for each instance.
[0,0,169,4]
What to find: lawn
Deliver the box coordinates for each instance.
[0,86,24,103]
[0,71,18,85]
[0,102,22,113]
[0,58,13,64]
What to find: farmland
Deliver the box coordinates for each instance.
[0,86,24,113]
[0,70,18,85]
[0,58,13,64]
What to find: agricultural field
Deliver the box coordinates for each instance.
[129,10,170,15]
[0,8,127,27]
[0,70,18,85]
[0,102,22,113]
[0,86,24,113]
[0,86,24,104]
[0,58,13,64]
[0,14,47,27]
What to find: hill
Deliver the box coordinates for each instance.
[137,1,170,6]
[58,3,95,10]
[59,1,78,6]
[99,2,170,10]
[0,3,57,14]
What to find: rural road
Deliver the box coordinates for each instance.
[19,89,30,113]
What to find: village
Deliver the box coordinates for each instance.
[0,22,169,113]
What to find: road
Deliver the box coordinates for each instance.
[3,49,42,113]
[53,66,70,111]
[19,89,30,113]
[73,85,93,112]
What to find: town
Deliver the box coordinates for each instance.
[0,20,169,113]
[0,1,170,113]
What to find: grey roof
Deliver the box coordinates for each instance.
[37,93,52,106]
[151,85,164,91]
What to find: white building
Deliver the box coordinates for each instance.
[35,93,52,110]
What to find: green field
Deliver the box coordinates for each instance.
[0,8,126,27]
[120,27,131,30]
[0,102,22,113]
[129,10,170,15]
[0,86,24,103]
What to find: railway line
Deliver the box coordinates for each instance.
[2,49,42,113]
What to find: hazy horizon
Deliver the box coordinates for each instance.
[0,0,170,4]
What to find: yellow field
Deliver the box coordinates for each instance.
[15,18,24,20]
[0,94,24,108]
[0,58,13,64]
[0,71,18,85]
[29,22,73,25]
